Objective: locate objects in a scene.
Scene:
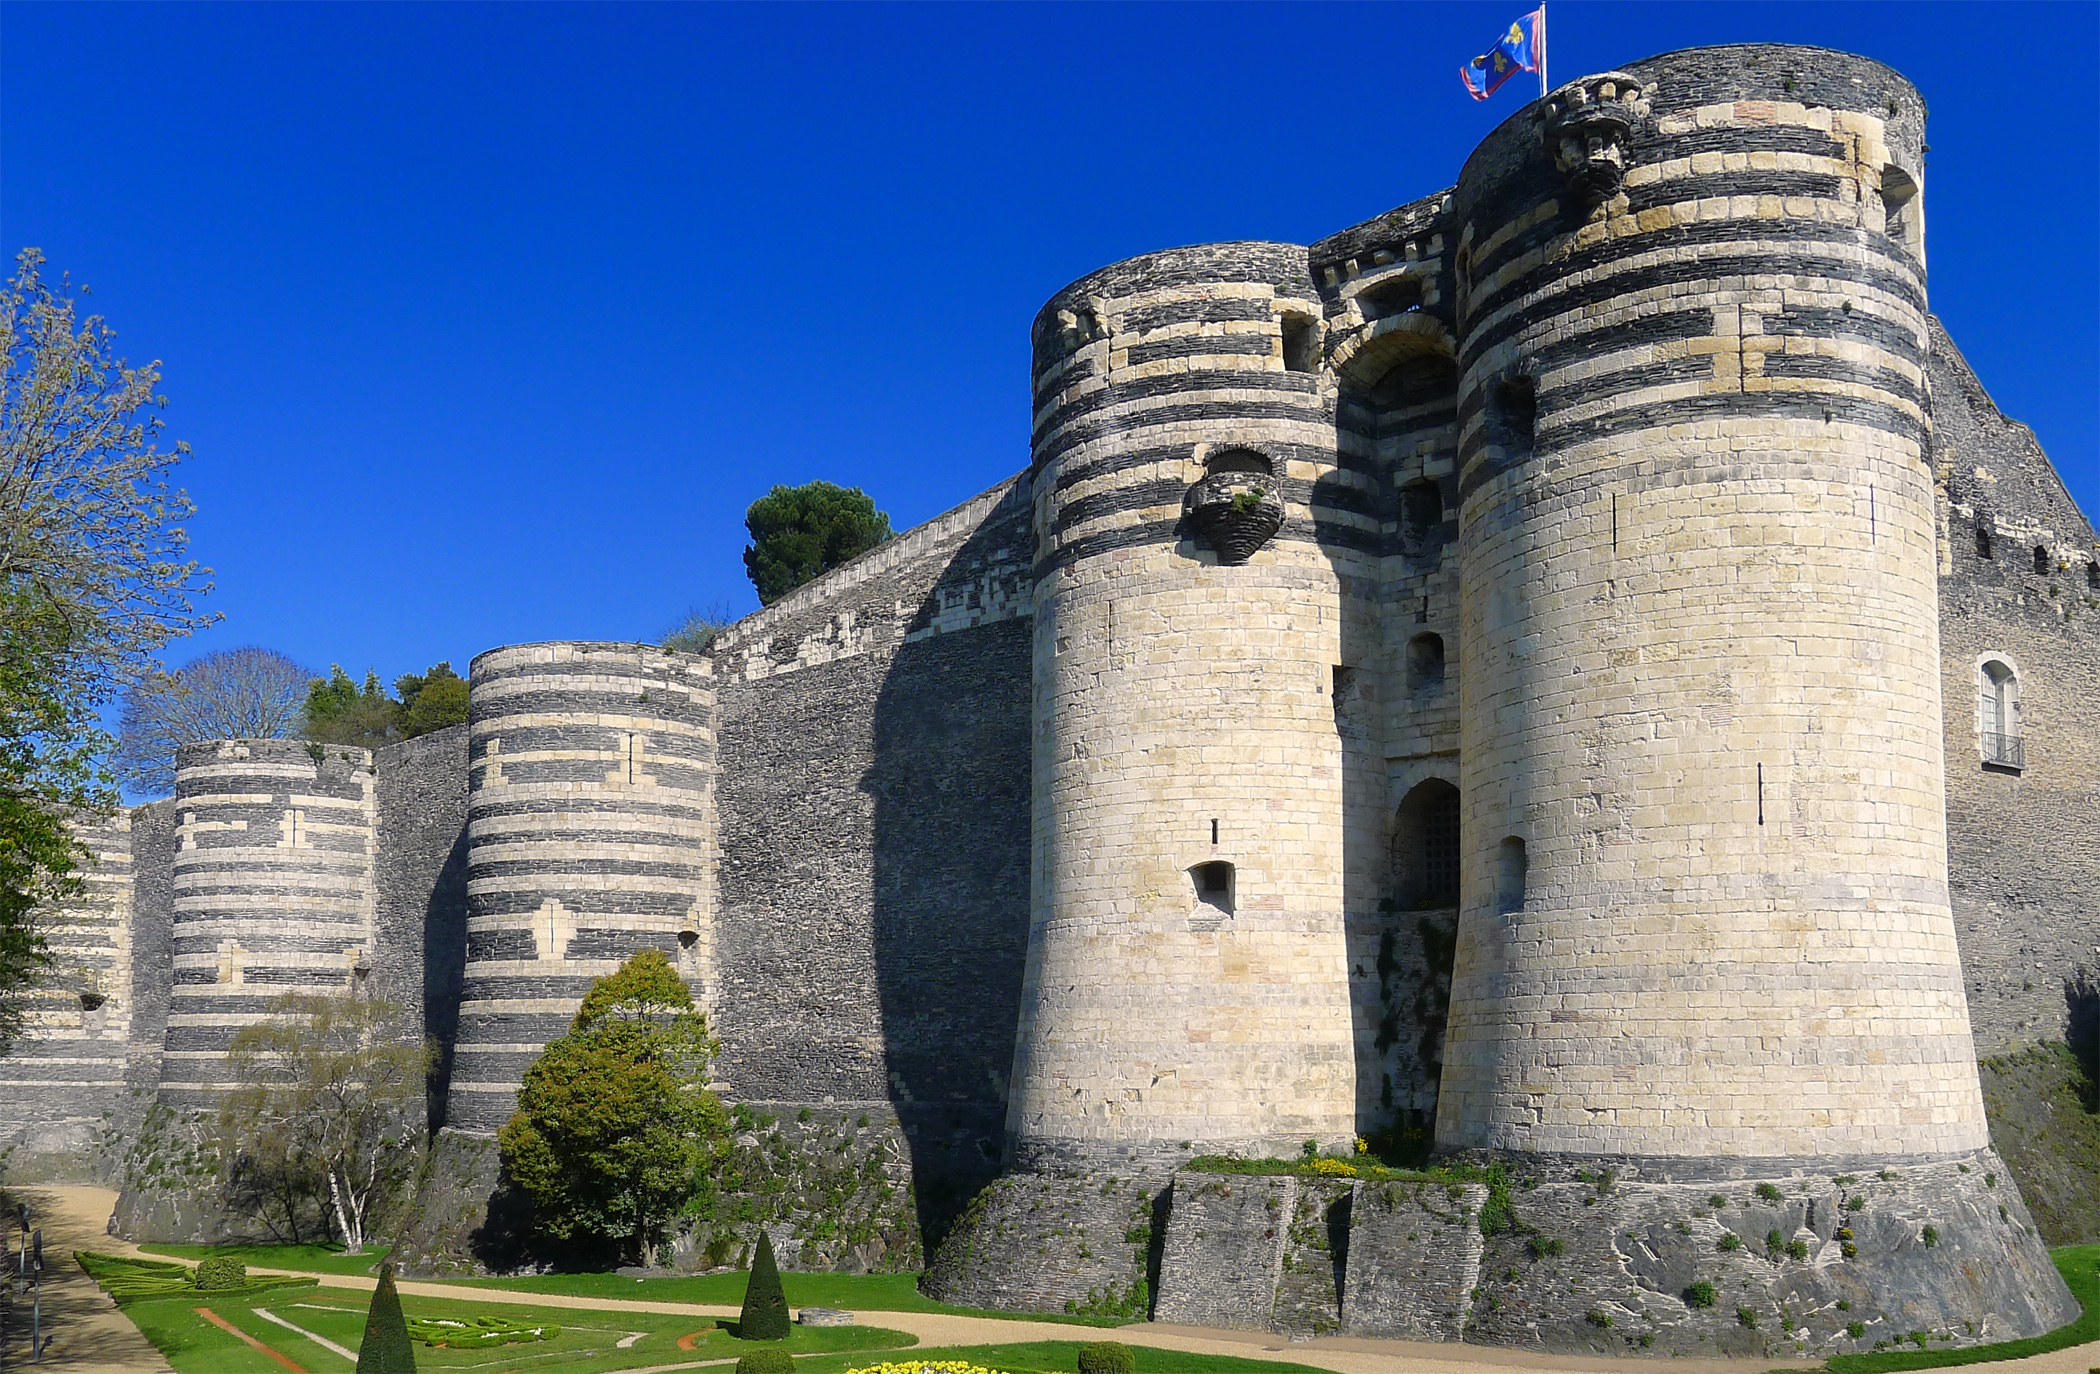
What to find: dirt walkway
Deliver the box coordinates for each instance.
[41,1187,2100,1374]
[1,1186,174,1373]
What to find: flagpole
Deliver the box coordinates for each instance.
[1537,2,1548,98]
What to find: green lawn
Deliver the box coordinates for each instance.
[1819,1243,2100,1372]
[114,1288,919,1374]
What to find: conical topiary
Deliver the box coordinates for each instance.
[356,1262,417,1373]
[738,1231,790,1340]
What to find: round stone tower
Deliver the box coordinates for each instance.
[1437,46,1983,1163]
[1007,242,1360,1167]
[162,739,376,1111]
[444,641,715,1132]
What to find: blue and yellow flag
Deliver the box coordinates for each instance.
[1461,9,1545,101]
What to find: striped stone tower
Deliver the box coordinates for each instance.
[444,641,716,1133]
[162,740,377,1111]
[1008,242,1361,1166]
[1437,48,1985,1162]
[0,810,135,1155]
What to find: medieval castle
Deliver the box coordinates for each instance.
[7,43,2097,1356]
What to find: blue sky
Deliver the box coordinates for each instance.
[5,2,2095,696]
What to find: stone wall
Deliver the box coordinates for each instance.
[710,477,1034,1246]
[1140,1153,2071,1355]
[374,725,470,1127]
[0,810,135,1174]
[445,642,716,1132]
[161,740,378,1111]
[1439,45,1984,1162]
[1017,241,1360,1168]
[1929,318,2100,1053]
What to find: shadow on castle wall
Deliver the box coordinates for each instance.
[867,509,1033,1250]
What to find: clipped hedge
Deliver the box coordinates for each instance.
[1078,1341,1136,1374]
[738,1349,798,1374]
[405,1314,560,1350]
[74,1251,316,1307]
[194,1254,246,1291]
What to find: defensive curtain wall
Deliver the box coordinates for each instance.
[1,37,2095,1357]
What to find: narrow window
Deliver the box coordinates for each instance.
[2086,560,2099,591]
[2034,544,2051,575]
[1489,376,1537,457]
[1980,660,2022,769]
[1976,524,1993,560]
[1210,818,1219,846]
[1400,479,1443,556]
[1281,314,1319,374]
[1494,837,1528,915]
[1358,273,1423,320]
[1881,164,1919,250]
[1191,861,1235,915]
[1407,633,1446,692]
[1331,664,1356,714]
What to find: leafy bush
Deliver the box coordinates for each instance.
[1921,1226,1939,1248]
[1585,1310,1612,1328]
[737,1349,797,1374]
[1685,1280,1717,1308]
[1527,1235,1565,1258]
[1078,1341,1136,1374]
[1756,1182,1783,1202]
[193,1254,246,1291]
[1718,1233,1742,1252]
[1738,1306,1759,1329]
[1849,1322,1868,1339]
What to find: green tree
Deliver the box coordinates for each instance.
[738,1230,789,1340]
[218,992,433,1253]
[499,950,728,1264]
[0,600,103,1053]
[741,481,890,605]
[112,647,312,796]
[305,665,398,750]
[395,661,468,739]
[2,248,211,1043]
[356,1263,416,1374]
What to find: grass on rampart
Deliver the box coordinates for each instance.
[1809,1243,2099,1372]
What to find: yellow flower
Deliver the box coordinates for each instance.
[1309,1157,1357,1176]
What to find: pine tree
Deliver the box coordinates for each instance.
[356,1262,417,1373]
[738,1231,790,1340]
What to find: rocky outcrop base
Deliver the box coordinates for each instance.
[932,1149,2079,1356]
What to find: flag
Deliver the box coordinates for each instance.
[1461,10,1545,101]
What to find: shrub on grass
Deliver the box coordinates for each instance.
[738,1349,797,1374]
[194,1254,246,1291]
[1078,1341,1136,1374]
[357,1264,416,1373]
[740,1231,790,1340]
